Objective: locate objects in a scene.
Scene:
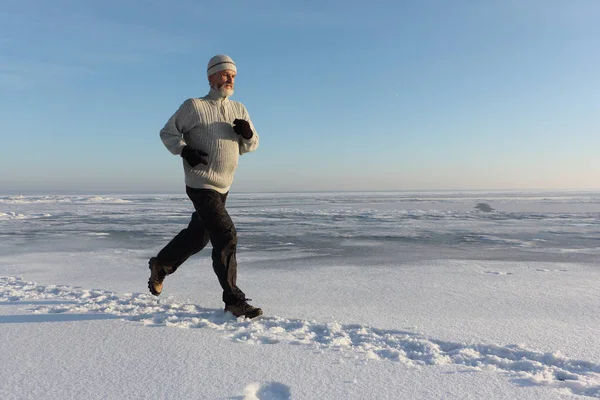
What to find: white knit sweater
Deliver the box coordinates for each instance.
[160,89,259,193]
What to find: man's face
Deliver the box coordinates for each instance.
[209,69,236,91]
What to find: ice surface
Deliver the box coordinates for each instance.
[1,191,599,399]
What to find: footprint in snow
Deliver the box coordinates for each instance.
[242,381,291,400]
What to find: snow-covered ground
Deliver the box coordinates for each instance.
[1,191,599,399]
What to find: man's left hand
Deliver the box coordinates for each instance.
[233,119,253,139]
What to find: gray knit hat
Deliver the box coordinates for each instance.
[207,54,237,77]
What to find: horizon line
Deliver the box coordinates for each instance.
[2,188,600,196]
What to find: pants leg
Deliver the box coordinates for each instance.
[155,212,210,274]
[186,187,246,305]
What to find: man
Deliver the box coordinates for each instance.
[148,54,262,319]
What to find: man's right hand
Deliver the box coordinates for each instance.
[181,146,209,167]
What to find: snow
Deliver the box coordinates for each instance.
[1,191,599,399]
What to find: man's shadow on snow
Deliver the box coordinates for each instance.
[0,300,120,323]
[0,313,121,324]
[0,299,230,326]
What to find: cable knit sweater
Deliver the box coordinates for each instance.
[160,89,259,193]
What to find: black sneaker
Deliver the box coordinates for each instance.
[148,257,168,296]
[224,300,263,319]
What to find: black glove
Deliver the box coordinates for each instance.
[181,146,208,167]
[233,119,253,139]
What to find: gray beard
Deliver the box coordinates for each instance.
[211,85,234,98]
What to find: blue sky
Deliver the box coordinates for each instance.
[1,0,599,193]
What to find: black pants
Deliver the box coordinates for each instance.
[155,187,245,305]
